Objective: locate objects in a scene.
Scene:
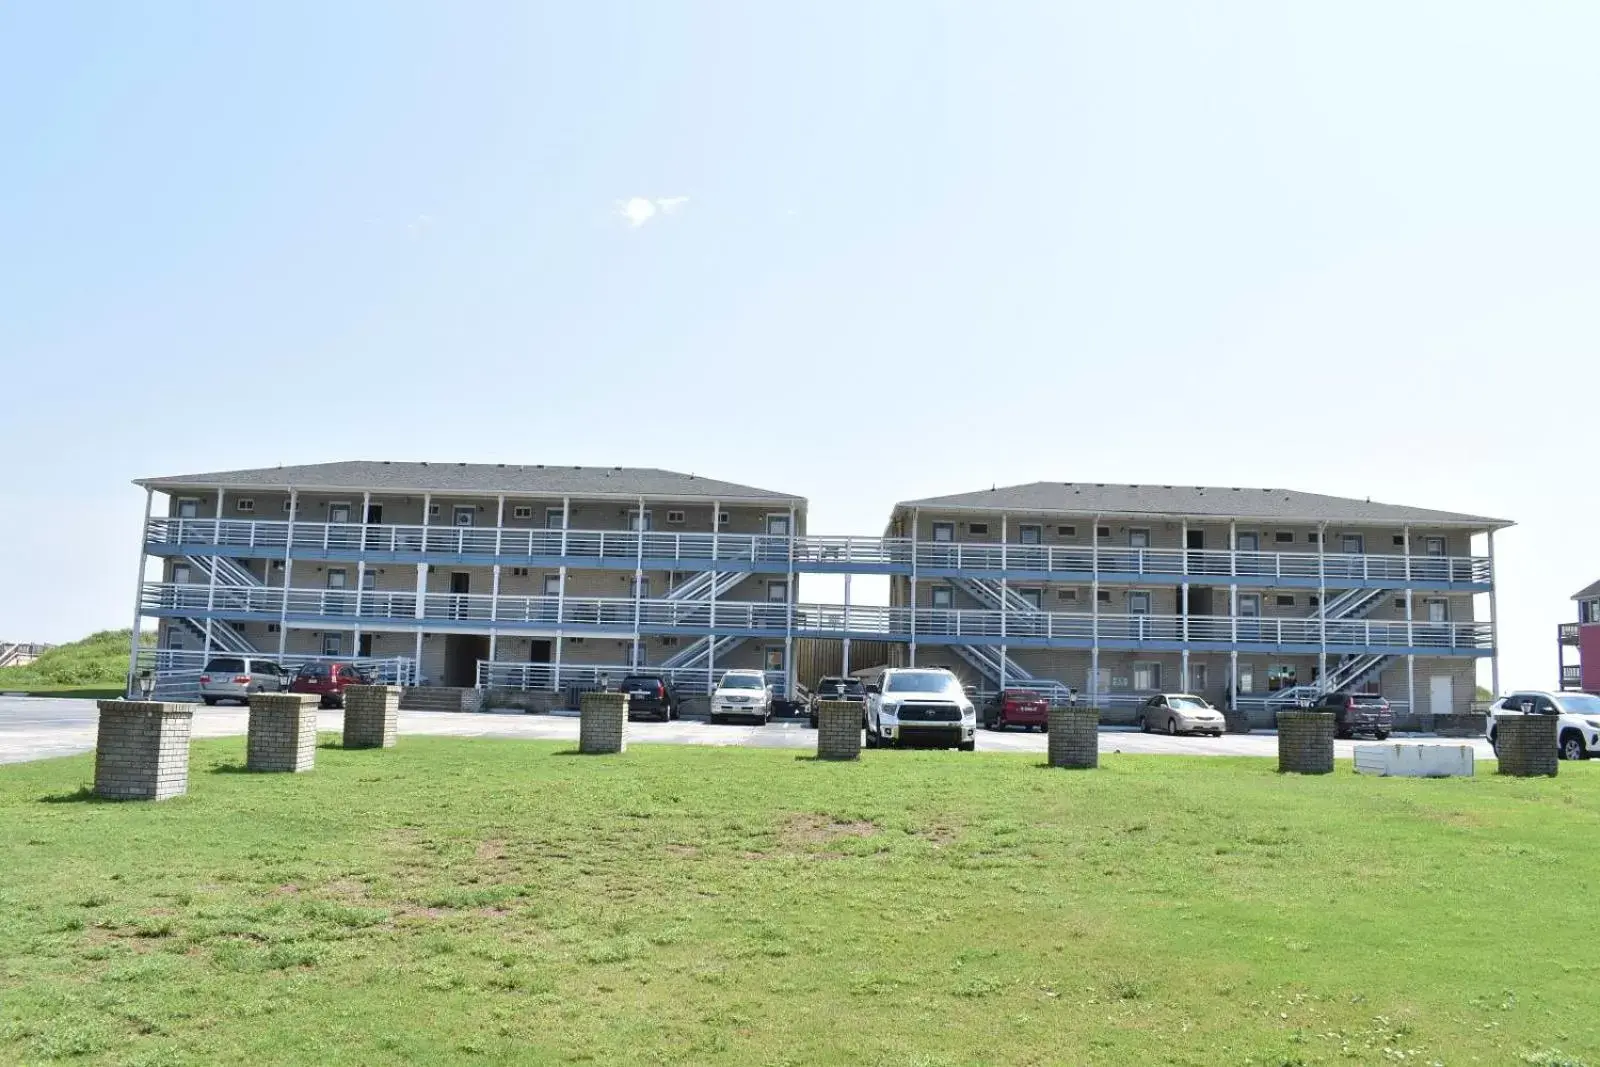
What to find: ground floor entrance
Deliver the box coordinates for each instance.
[443,634,490,688]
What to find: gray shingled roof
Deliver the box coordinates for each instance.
[136,461,803,503]
[1573,580,1600,601]
[895,482,1510,528]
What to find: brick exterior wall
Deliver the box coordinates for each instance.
[1046,707,1098,769]
[1496,715,1558,777]
[94,701,194,801]
[579,691,629,754]
[1276,711,1334,774]
[815,700,862,761]
[343,684,400,748]
[246,693,319,773]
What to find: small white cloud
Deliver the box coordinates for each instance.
[619,196,689,228]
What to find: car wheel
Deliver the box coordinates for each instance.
[1561,732,1587,761]
[864,724,878,749]
[1374,729,1391,741]
[1487,729,1498,756]
[1166,717,1178,736]
[959,740,976,752]
[1140,716,1149,733]
[202,696,218,706]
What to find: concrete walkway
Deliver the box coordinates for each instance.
[0,695,1496,767]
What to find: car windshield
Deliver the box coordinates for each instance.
[1169,696,1211,710]
[204,658,245,674]
[298,664,330,678]
[819,679,864,695]
[1005,689,1041,700]
[1555,694,1600,715]
[622,677,661,690]
[885,671,960,694]
[721,675,765,690]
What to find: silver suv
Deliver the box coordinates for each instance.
[199,656,289,705]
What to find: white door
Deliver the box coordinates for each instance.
[1429,675,1453,717]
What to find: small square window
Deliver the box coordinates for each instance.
[968,522,989,535]
[719,512,730,526]
[322,633,341,656]
[1308,595,1320,607]
[1058,525,1076,537]
[235,499,255,513]
[282,500,295,514]
[271,560,285,571]
[1096,526,1111,539]
[1274,531,1294,544]
[1307,532,1321,544]
[429,504,441,518]
[1057,589,1078,601]
[1392,535,1405,546]
[1275,595,1295,607]
[513,506,533,519]
[1394,597,1406,609]
[266,623,280,634]
[1097,590,1111,603]
[661,636,678,647]
[231,622,246,632]
[511,567,530,577]
[569,637,585,645]
[667,510,686,524]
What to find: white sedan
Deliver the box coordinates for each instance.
[1138,693,1226,737]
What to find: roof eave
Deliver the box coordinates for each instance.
[890,501,1511,531]
[133,478,804,506]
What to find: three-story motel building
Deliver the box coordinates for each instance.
[132,463,1507,718]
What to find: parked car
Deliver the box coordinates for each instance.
[289,661,373,708]
[866,667,976,751]
[985,687,1049,731]
[710,670,772,725]
[198,656,290,706]
[1138,693,1226,737]
[807,676,868,729]
[621,673,677,721]
[1487,690,1600,761]
[1313,691,1392,739]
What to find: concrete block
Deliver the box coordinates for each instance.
[1353,743,1474,778]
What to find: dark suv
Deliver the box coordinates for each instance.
[621,674,677,721]
[1313,691,1393,739]
[807,676,867,728]
[289,662,373,708]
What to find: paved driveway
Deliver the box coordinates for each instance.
[0,695,1498,767]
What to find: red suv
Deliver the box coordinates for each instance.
[289,662,372,708]
[984,688,1049,731]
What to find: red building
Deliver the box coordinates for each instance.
[1558,580,1600,691]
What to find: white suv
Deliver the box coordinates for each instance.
[1487,690,1600,761]
[866,667,977,751]
[710,670,772,725]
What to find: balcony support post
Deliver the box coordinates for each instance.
[355,491,370,648]
[1180,519,1189,691]
[127,487,154,696]
[1404,525,1415,719]
[558,496,570,683]
[784,503,796,698]
[1228,520,1238,713]
[415,493,429,673]
[632,495,644,668]
[489,494,504,662]
[204,488,225,654]
[279,488,297,660]
[1000,514,1008,691]
[842,567,852,676]
[909,508,919,667]
[708,499,719,696]
[1488,529,1500,697]
[1317,522,1327,692]
[1091,513,1100,707]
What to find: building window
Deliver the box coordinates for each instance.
[272,560,285,571]
[1308,532,1323,545]
[176,498,200,519]
[267,623,280,634]
[362,572,376,590]
[429,503,441,518]
[513,506,533,520]
[1424,536,1446,557]
[1059,525,1076,537]
[628,510,653,532]
[454,506,476,527]
[1275,594,1295,608]
[1128,529,1150,549]
[931,586,954,609]
[1393,597,1406,610]
[1133,662,1161,691]
[1096,526,1110,539]
[1426,598,1449,623]
[1340,534,1363,554]
[1239,594,1261,617]
[230,622,246,633]
[1267,665,1297,691]
[968,522,989,535]
[172,563,192,584]
[667,510,686,524]
[630,576,650,598]
[1308,595,1320,608]
[764,647,785,673]
[545,508,564,529]
[1097,590,1111,603]
[543,575,561,596]
[661,636,678,647]
[235,499,255,513]
[1274,531,1294,544]
[1237,664,1254,694]
[931,522,955,542]
[327,568,348,589]
[766,514,790,537]
[1018,588,1043,610]
[1127,591,1151,614]
[1191,663,1208,691]
[329,502,352,524]
[511,567,530,577]
[767,581,789,603]
[569,637,584,645]
[1019,525,1042,546]
[1393,535,1405,547]
[1057,588,1078,602]
[322,633,341,657]
[719,512,730,527]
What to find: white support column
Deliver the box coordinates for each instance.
[841,569,852,676]
[632,495,645,667]
[1404,525,1415,717]
[414,492,430,675]
[278,488,298,659]
[204,488,225,654]
[558,496,570,690]
[1228,520,1238,712]
[1488,529,1500,697]
[784,503,796,698]
[489,495,504,663]
[999,514,1008,692]
[127,487,154,695]
[1180,518,1189,691]
[1090,514,1100,707]
[708,499,719,695]
[909,508,919,667]
[355,490,370,651]
[1317,521,1328,691]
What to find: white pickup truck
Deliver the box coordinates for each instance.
[866,667,977,751]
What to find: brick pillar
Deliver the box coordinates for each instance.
[94,701,194,801]
[1047,706,1098,769]
[1276,710,1335,774]
[343,684,400,749]
[815,700,862,761]
[579,691,629,754]
[1496,714,1558,777]
[246,693,319,773]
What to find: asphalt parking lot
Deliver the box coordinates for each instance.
[0,695,1499,767]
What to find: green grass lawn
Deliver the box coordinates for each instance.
[0,686,126,700]
[2,739,1597,1066]
[0,630,151,697]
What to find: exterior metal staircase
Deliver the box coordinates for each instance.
[1262,591,1394,708]
[659,634,748,672]
[178,556,263,654]
[1313,587,1388,621]
[653,570,753,670]
[666,569,745,601]
[175,617,259,655]
[947,579,1072,701]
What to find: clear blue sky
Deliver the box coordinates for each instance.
[2,2,1596,692]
